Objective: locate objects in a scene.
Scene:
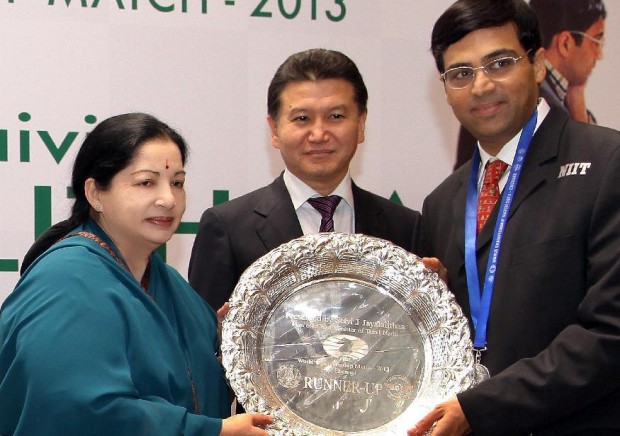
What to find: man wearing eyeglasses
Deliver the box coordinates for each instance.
[452,0,606,170]
[530,0,606,124]
[411,0,620,435]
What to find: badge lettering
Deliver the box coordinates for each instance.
[558,162,591,178]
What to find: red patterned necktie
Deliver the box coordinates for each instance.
[477,159,508,234]
[307,195,342,232]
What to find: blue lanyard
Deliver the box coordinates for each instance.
[464,110,538,350]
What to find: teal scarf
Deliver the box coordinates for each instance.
[0,220,230,435]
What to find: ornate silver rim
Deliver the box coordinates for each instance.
[221,233,475,435]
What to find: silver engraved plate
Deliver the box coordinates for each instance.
[221,233,476,435]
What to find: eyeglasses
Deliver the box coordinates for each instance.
[569,31,605,47]
[441,51,531,90]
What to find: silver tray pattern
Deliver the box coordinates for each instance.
[222,233,475,435]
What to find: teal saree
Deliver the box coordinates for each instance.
[0,220,230,435]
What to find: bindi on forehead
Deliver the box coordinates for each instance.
[165,159,169,169]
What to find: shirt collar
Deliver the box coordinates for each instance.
[544,59,569,103]
[283,169,354,210]
[477,98,551,169]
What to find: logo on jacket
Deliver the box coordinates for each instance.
[558,162,591,178]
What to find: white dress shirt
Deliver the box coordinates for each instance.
[476,98,551,193]
[282,170,355,235]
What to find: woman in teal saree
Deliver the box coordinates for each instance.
[0,113,271,436]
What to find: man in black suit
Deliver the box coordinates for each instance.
[189,49,422,312]
[410,1,620,435]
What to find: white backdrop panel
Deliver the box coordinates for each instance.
[1,0,618,303]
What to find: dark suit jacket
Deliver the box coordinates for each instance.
[421,109,620,435]
[189,174,422,311]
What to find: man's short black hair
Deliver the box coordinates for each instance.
[267,48,368,119]
[431,0,542,73]
[529,0,606,48]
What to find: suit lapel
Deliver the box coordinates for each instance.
[506,109,565,219]
[352,183,382,236]
[452,163,471,258]
[475,109,566,250]
[254,174,303,251]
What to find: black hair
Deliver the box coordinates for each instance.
[267,48,368,119]
[20,113,188,274]
[431,0,543,73]
[529,0,606,48]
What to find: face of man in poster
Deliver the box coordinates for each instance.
[563,16,605,86]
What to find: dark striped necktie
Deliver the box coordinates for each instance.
[307,195,342,232]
